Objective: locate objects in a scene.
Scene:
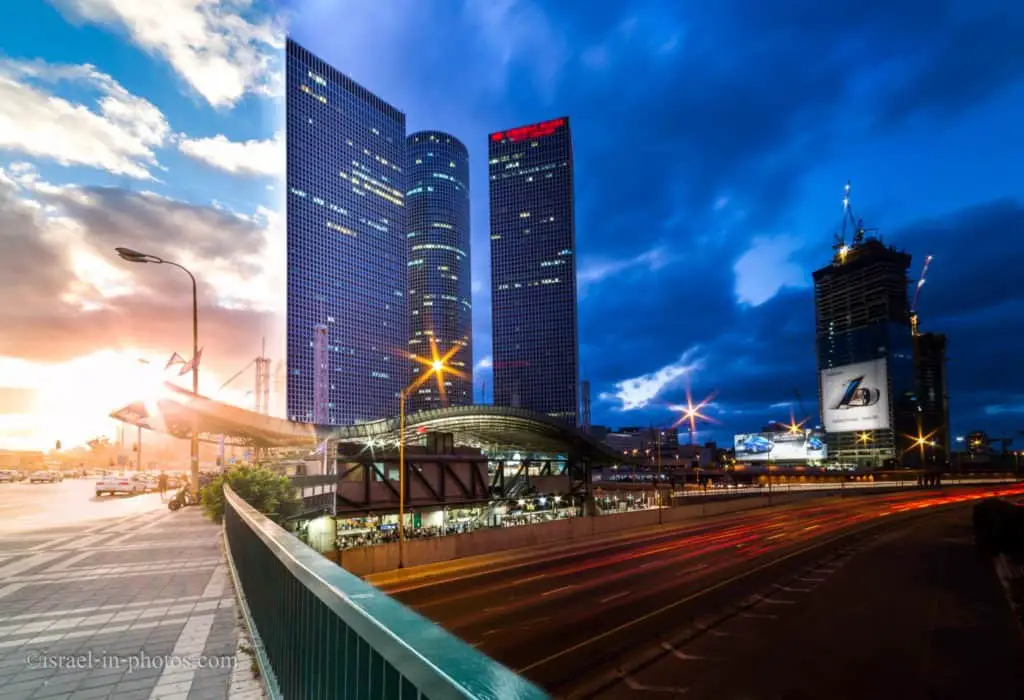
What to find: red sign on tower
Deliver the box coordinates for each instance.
[490,118,567,143]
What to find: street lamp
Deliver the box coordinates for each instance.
[398,338,464,567]
[116,247,200,495]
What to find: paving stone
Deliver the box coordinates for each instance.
[0,509,244,700]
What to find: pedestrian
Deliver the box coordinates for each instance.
[158,471,168,500]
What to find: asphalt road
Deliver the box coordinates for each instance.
[591,505,1024,700]
[0,478,165,539]
[376,483,1024,695]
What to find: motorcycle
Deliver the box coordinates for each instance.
[167,486,199,511]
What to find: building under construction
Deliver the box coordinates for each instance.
[812,183,921,467]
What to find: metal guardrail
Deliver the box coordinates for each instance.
[222,484,549,700]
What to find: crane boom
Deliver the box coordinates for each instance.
[909,255,933,336]
[911,255,933,314]
[219,358,257,392]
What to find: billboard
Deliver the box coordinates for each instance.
[734,430,828,462]
[820,358,891,433]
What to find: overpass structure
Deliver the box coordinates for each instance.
[110,383,632,512]
[111,383,622,458]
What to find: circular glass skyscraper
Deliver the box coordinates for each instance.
[406,131,472,410]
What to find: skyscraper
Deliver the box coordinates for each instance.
[488,117,579,422]
[285,39,407,425]
[406,131,472,410]
[813,236,918,467]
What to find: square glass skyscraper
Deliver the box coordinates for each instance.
[285,39,408,425]
[488,117,579,423]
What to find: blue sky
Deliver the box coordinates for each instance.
[0,0,1022,450]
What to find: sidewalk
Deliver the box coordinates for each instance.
[0,505,263,700]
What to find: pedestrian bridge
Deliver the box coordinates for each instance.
[223,484,548,699]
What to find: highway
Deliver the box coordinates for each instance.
[374,483,1024,695]
[589,506,1024,700]
[604,476,1019,500]
[0,478,165,538]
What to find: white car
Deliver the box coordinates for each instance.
[30,470,63,483]
[0,470,15,482]
[95,474,147,496]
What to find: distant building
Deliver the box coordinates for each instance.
[285,39,408,425]
[604,427,679,459]
[406,131,472,410]
[916,332,949,457]
[813,237,918,467]
[489,117,579,423]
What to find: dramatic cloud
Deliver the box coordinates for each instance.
[0,59,169,178]
[49,0,284,108]
[178,132,282,177]
[733,234,809,307]
[601,348,705,412]
[578,247,672,294]
[0,165,281,375]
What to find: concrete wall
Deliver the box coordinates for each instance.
[336,487,858,577]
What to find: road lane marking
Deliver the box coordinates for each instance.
[542,585,574,596]
[676,563,711,577]
[759,597,796,605]
[740,612,778,620]
[600,591,630,604]
[797,576,826,583]
[515,518,895,674]
[774,584,813,593]
[661,642,708,660]
[618,671,689,694]
[482,628,501,637]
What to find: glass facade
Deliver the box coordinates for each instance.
[488,117,579,423]
[285,39,407,425]
[406,132,472,411]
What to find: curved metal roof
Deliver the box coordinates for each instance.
[327,404,623,462]
[109,383,623,462]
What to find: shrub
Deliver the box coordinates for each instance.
[201,465,301,524]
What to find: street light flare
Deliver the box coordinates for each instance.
[668,385,719,443]
[409,337,466,405]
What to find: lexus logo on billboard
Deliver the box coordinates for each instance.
[832,375,882,410]
[820,359,891,433]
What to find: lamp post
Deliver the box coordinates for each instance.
[656,430,663,523]
[116,247,200,495]
[398,340,464,567]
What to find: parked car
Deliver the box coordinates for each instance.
[0,470,15,482]
[95,474,148,496]
[30,470,63,483]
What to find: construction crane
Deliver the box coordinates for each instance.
[910,255,934,336]
[218,338,272,414]
[832,181,879,263]
[219,359,257,392]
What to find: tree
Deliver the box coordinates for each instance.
[200,465,301,525]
